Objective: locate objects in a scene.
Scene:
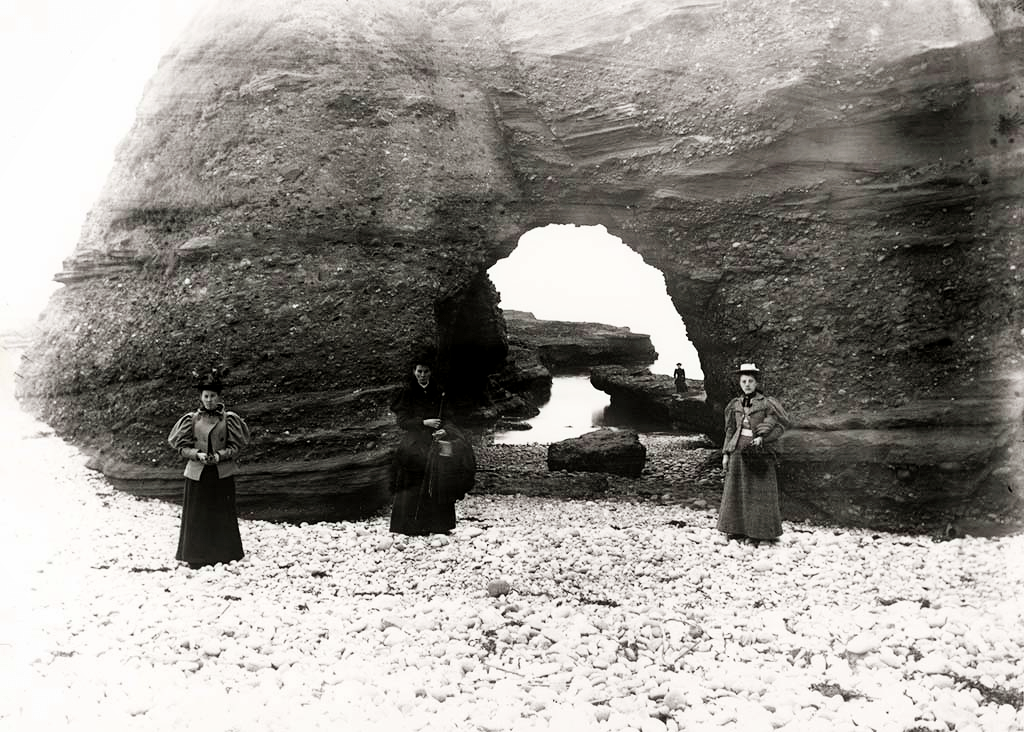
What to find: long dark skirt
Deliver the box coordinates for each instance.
[390,469,456,536]
[175,466,244,566]
[716,441,783,540]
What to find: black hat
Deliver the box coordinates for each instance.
[193,368,225,393]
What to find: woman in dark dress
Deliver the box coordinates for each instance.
[168,372,250,567]
[673,363,688,394]
[389,360,474,536]
[717,363,790,542]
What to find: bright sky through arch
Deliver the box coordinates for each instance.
[488,224,703,378]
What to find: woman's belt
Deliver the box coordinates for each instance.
[740,428,754,437]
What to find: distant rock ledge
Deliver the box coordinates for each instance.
[504,310,657,373]
[589,365,716,436]
[489,311,658,421]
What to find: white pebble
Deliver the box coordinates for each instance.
[845,633,880,655]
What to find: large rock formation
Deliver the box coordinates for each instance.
[590,365,717,436]
[778,377,1024,532]
[503,310,657,372]
[15,0,1024,530]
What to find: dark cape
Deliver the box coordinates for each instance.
[389,381,475,535]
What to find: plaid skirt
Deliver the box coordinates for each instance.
[716,440,782,540]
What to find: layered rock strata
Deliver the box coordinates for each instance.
[503,310,657,373]
[15,0,1024,530]
[778,378,1024,532]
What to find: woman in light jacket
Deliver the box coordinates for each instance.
[717,363,790,542]
[168,371,250,567]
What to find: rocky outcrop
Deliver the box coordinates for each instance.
[490,311,658,421]
[503,310,657,372]
[547,429,647,478]
[14,0,1024,530]
[590,365,717,436]
[90,450,394,522]
[491,342,551,417]
[776,379,1024,532]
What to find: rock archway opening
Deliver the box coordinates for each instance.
[487,224,704,443]
[489,224,702,378]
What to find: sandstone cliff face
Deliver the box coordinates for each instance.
[16,0,1024,530]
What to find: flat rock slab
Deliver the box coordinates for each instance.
[547,428,647,478]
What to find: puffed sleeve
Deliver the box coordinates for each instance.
[758,396,791,443]
[722,398,738,452]
[168,413,199,460]
[217,412,251,461]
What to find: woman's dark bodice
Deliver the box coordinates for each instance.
[391,382,446,433]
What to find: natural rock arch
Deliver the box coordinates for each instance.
[488,223,701,377]
[15,0,1024,532]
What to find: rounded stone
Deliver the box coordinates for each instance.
[486,579,511,597]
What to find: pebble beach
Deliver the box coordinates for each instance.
[1,364,1022,732]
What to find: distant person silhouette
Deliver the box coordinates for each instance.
[673,363,688,394]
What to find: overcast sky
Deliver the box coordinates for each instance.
[0,0,203,332]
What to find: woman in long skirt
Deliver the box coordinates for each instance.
[389,359,473,535]
[168,371,251,567]
[717,363,790,542]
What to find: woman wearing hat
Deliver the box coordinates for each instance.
[168,370,251,567]
[673,363,688,394]
[389,358,475,536]
[717,363,790,542]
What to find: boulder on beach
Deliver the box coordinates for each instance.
[547,429,647,478]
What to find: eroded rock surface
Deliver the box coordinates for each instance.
[778,377,1024,532]
[504,310,657,372]
[547,428,647,478]
[14,0,1024,530]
